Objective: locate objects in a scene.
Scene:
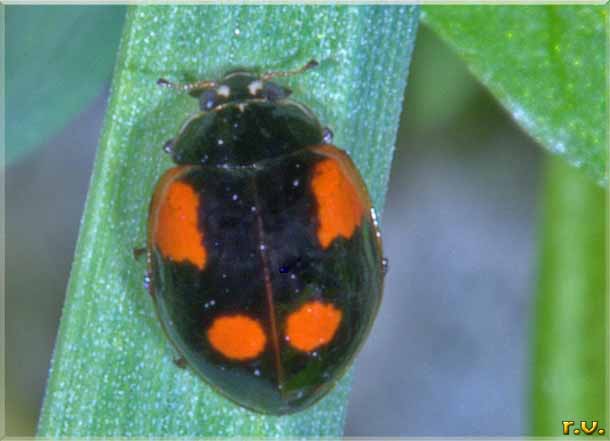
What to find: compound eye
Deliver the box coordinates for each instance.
[200,89,219,110]
[262,82,291,101]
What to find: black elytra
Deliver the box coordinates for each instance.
[144,60,385,415]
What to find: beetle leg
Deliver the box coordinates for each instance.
[173,356,187,369]
[133,247,146,260]
[143,272,153,296]
[322,127,334,144]
[163,138,174,154]
[382,257,389,276]
[133,247,154,296]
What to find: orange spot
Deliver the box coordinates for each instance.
[310,149,368,248]
[207,315,267,360]
[285,301,342,352]
[152,170,207,269]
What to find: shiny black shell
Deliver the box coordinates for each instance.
[146,72,384,414]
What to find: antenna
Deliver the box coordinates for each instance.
[156,78,217,93]
[261,59,319,81]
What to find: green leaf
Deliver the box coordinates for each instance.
[38,5,418,437]
[6,5,125,165]
[532,156,607,435]
[422,6,608,185]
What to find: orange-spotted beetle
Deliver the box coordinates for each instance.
[138,60,386,415]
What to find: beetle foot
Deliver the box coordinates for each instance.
[143,273,153,296]
[157,78,173,88]
[133,247,146,260]
[322,127,334,144]
[163,139,174,154]
[174,356,187,369]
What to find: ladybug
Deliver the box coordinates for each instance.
[138,60,385,415]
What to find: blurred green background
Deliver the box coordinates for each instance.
[5,5,607,436]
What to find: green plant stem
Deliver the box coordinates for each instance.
[37,5,418,437]
[532,155,607,435]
